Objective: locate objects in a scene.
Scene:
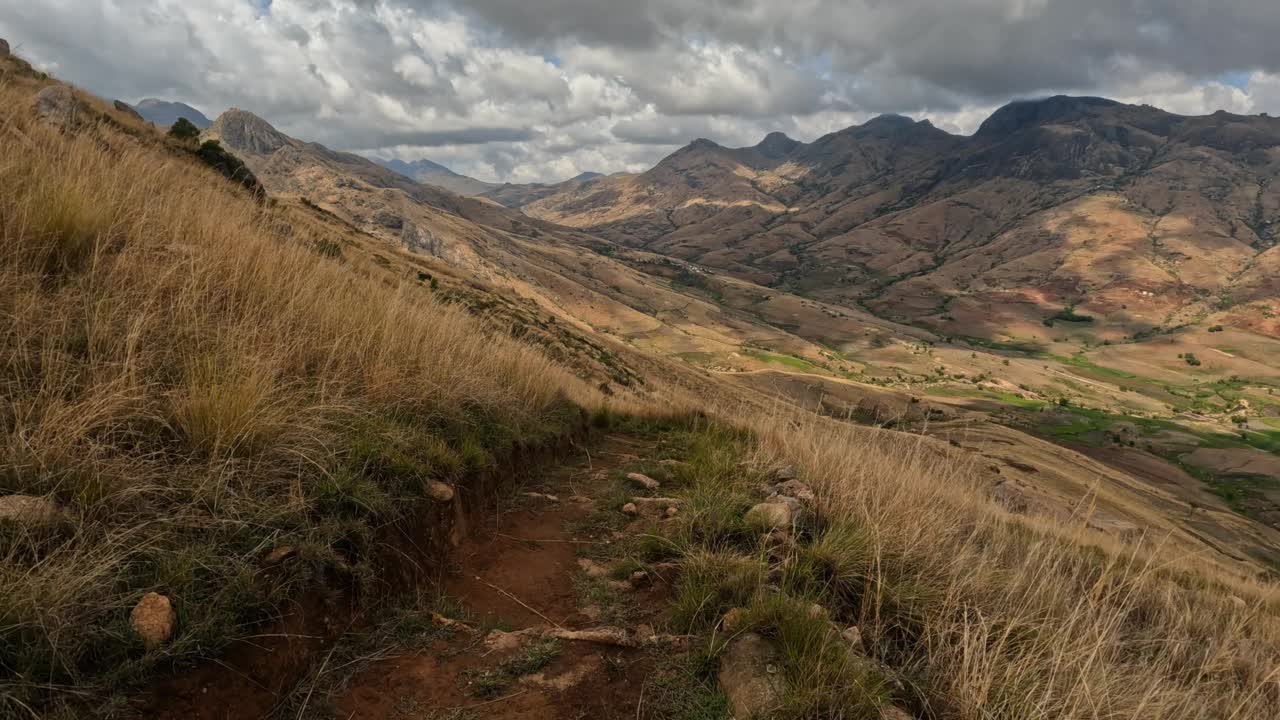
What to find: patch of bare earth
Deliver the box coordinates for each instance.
[336,436,673,720]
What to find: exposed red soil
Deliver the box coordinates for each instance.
[335,436,666,720]
[136,433,597,720]
[140,433,672,720]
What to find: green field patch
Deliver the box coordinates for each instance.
[927,385,1048,409]
[954,334,1046,354]
[741,348,820,371]
[1049,353,1139,381]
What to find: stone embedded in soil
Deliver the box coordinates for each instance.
[130,592,176,650]
[0,494,63,527]
[262,545,296,565]
[424,480,455,502]
[621,502,639,516]
[665,506,679,518]
[770,479,815,504]
[718,632,786,720]
[745,501,793,528]
[577,557,609,578]
[881,705,916,720]
[991,480,1028,513]
[484,629,522,653]
[626,472,661,491]
[841,625,864,654]
[631,496,682,508]
[722,607,749,632]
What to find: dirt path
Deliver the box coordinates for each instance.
[334,435,674,720]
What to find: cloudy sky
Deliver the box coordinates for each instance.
[4,0,1280,183]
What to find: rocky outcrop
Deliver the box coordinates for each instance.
[718,632,786,719]
[113,99,144,122]
[32,85,88,128]
[0,38,10,57]
[206,108,289,155]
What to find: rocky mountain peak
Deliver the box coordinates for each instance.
[207,108,289,155]
[975,95,1120,137]
[685,138,723,152]
[755,131,800,159]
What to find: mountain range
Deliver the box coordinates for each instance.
[504,97,1280,345]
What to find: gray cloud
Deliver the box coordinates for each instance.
[2,0,1279,184]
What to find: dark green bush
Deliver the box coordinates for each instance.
[168,117,200,141]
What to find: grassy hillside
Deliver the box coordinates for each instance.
[1,64,1279,720]
[0,75,610,715]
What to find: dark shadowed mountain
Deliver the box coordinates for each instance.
[132,98,211,128]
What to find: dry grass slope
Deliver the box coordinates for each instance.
[746,415,1280,718]
[0,77,604,715]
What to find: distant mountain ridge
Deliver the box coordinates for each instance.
[512,96,1280,341]
[372,156,607,199]
[132,98,211,129]
[374,157,501,196]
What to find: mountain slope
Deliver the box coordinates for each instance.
[518,98,1280,343]
[203,108,940,380]
[374,156,500,196]
[133,98,212,128]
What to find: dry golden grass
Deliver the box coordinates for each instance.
[0,77,605,714]
[744,413,1280,718]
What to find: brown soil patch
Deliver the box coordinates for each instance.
[336,435,668,720]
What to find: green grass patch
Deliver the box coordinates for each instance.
[741,348,820,371]
[643,653,731,720]
[954,334,1046,354]
[1049,353,1139,381]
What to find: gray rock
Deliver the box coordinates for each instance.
[772,465,796,482]
[113,99,143,122]
[841,625,864,654]
[745,501,793,529]
[0,495,63,527]
[991,480,1028,514]
[771,479,815,505]
[718,632,785,719]
[33,85,88,128]
[0,39,9,57]
[373,210,403,229]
